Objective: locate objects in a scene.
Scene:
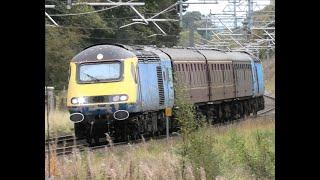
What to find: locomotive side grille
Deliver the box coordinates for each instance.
[156,66,165,106]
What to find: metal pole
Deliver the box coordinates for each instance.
[67,0,71,9]
[179,0,183,27]
[205,14,208,40]
[248,0,253,30]
[233,0,237,28]
[46,86,51,178]
[189,18,194,47]
[166,116,169,139]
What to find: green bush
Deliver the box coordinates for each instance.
[226,130,275,179]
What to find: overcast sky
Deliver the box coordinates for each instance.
[185,0,271,15]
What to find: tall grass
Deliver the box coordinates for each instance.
[45,117,274,179]
[45,83,274,179]
[45,110,74,139]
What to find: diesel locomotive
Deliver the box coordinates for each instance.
[67,44,265,144]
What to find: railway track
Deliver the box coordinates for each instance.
[46,114,275,156]
[264,94,275,100]
[46,134,171,156]
[258,107,275,116]
[46,135,76,144]
[46,95,275,156]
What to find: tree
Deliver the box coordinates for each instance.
[45,0,182,89]
[45,27,83,89]
[178,30,202,47]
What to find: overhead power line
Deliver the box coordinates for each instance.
[49,4,120,16]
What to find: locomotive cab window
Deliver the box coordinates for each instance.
[78,61,122,83]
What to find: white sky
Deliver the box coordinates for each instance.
[185,0,271,15]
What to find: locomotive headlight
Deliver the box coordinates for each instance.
[71,98,78,104]
[71,97,86,104]
[120,95,128,101]
[78,97,86,104]
[112,95,120,102]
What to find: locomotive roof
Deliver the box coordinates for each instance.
[159,48,206,61]
[197,49,230,61]
[159,48,253,62]
[226,51,254,62]
[71,44,135,62]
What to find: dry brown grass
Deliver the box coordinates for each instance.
[263,56,275,95]
[45,116,274,179]
[45,110,74,139]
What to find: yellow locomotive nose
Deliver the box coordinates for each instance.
[67,59,138,107]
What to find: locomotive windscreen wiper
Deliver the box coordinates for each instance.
[82,72,100,82]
